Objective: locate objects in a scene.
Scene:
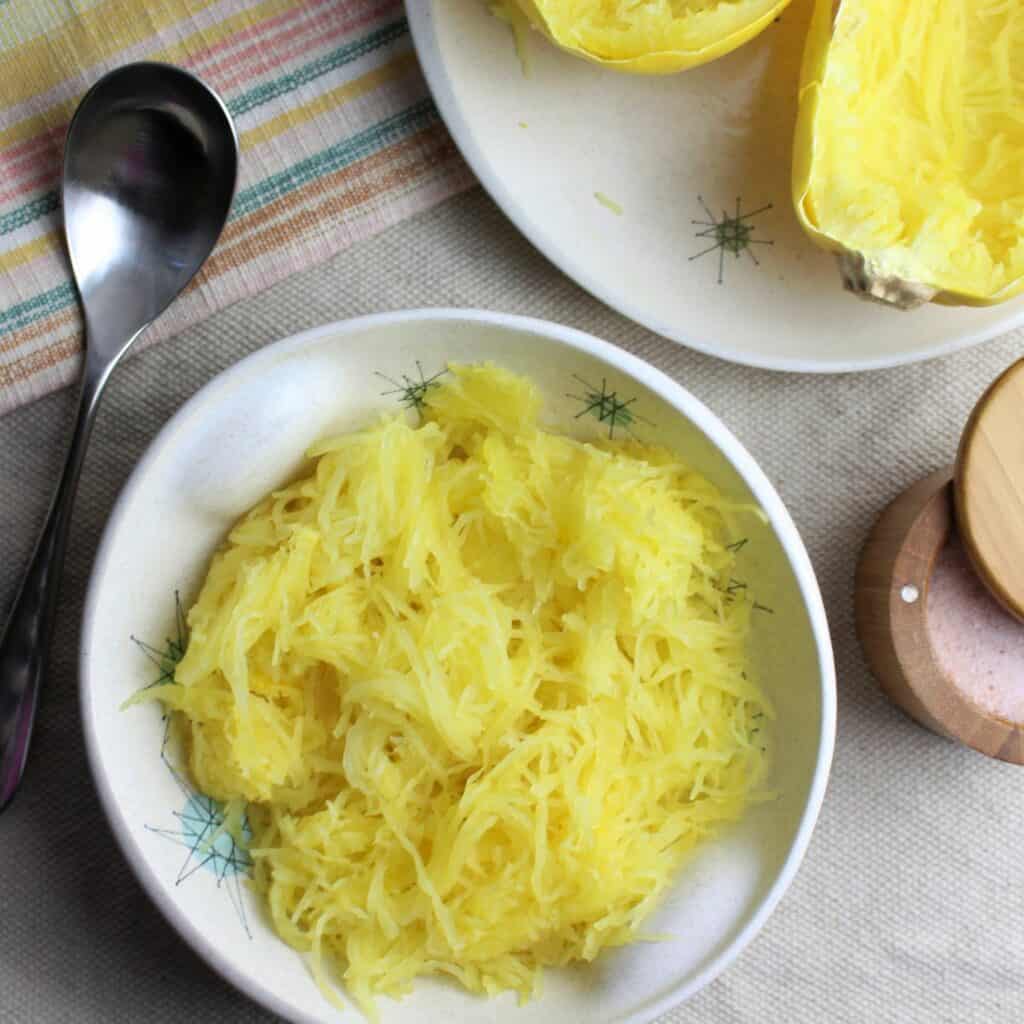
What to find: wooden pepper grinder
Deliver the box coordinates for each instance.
[856,359,1024,764]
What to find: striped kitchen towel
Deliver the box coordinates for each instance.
[0,0,474,415]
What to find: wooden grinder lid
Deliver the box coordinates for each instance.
[955,358,1024,623]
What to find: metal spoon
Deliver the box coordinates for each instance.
[0,63,238,811]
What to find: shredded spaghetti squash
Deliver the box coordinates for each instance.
[142,364,771,1018]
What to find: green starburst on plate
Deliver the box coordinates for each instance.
[691,196,774,284]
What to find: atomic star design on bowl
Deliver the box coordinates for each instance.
[376,361,447,418]
[131,595,253,938]
[568,375,651,439]
[690,196,774,284]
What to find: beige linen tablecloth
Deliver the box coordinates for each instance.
[3,189,1023,1023]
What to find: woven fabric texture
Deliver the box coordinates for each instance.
[0,0,472,414]
[2,190,1024,1023]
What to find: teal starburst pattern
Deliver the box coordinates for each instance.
[690,196,773,284]
[568,375,651,439]
[144,740,253,938]
[132,594,253,938]
[376,361,447,417]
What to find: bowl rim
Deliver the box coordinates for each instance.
[80,308,837,1024]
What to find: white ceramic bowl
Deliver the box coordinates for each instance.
[81,310,835,1024]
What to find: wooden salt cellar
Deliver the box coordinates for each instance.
[955,359,1024,622]
[856,359,1024,764]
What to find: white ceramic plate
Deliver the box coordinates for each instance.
[408,2,1024,372]
[81,311,835,1023]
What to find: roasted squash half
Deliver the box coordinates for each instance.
[795,0,1024,308]
[508,0,792,74]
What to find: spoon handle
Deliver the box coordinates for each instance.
[0,362,106,811]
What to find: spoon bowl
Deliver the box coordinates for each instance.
[64,62,238,363]
[0,63,237,810]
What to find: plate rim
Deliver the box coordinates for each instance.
[407,2,1024,374]
[80,308,837,1024]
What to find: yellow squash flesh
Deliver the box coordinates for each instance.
[140,364,772,1018]
[509,0,793,74]
[794,0,1024,309]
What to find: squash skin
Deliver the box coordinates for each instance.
[793,0,1024,310]
[512,0,794,75]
